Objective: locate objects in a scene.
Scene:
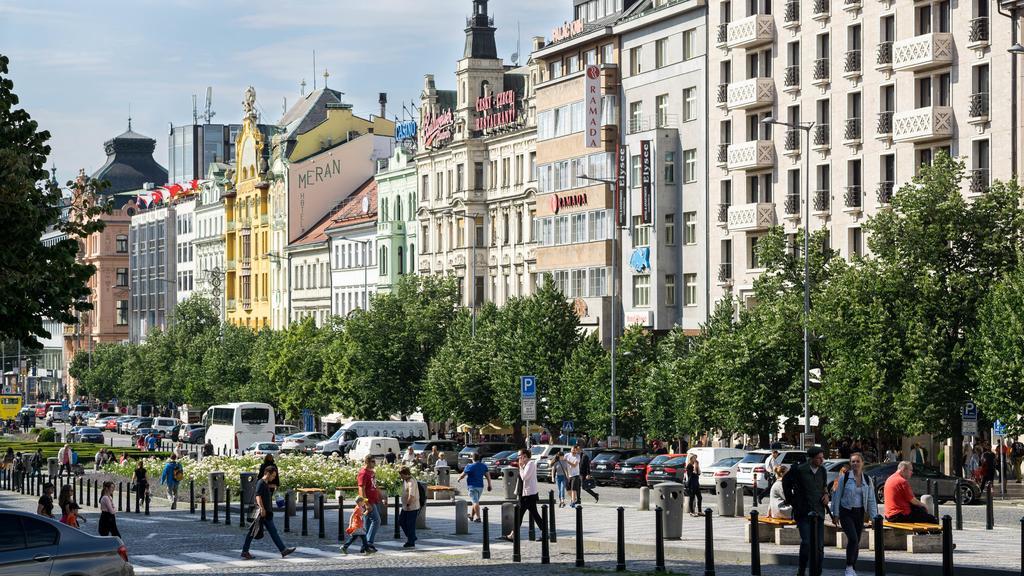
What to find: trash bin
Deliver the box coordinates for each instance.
[652,481,685,539]
[717,477,737,517]
[502,467,519,500]
[239,472,257,511]
[208,472,225,500]
[47,457,58,479]
[438,468,451,487]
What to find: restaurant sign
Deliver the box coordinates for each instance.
[475,90,520,133]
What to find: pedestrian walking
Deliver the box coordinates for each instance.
[1012,440,1024,483]
[258,455,277,488]
[502,448,546,542]
[356,455,381,552]
[37,482,55,518]
[57,443,72,476]
[398,467,421,547]
[782,446,829,576]
[58,484,81,528]
[759,449,781,504]
[427,446,440,469]
[159,454,183,510]
[910,443,926,465]
[565,445,581,507]
[145,432,158,452]
[341,496,371,554]
[384,448,397,465]
[458,452,492,522]
[133,459,149,508]
[578,445,599,504]
[830,453,877,576]
[883,461,938,524]
[240,465,296,560]
[980,448,997,493]
[551,452,569,507]
[685,454,702,517]
[98,481,121,538]
[202,439,214,457]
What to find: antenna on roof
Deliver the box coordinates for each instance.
[323,68,330,89]
[128,103,132,130]
[313,50,317,91]
[511,21,521,65]
[283,96,287,116]
[203,87,216,124]
[300,79,307,96]
[192,94,199,124]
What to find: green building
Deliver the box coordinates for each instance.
[374,146,418,293]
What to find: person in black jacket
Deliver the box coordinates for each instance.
[782,446,829,576]
[577,447,599,504]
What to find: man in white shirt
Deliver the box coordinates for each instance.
[565,445,581,507]
[398,467,421,548]
[503,449,545,541]
[759,449,781,505]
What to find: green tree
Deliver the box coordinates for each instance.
[555,334,610,438]
[68,343,131,401]
[267,317,336,419]
[973,263,1024,435]
[600,325,657,441]
[0,54,107,348]
[422,306,498,425]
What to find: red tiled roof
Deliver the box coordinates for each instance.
[289,178,377,247]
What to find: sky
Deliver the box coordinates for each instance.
[0,0,568,185]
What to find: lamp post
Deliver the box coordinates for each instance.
[1009,41,1024,179]
[762,117,814,446]
[578,174,620,440]
[338,237,372,312]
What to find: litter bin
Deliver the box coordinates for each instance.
[652,481,685,539]
[47,457,58,479]
[239,472,258,511]
[502,467,519,500]
[208,472,226,500]
[438,468,451,487]
[717,477,737,517]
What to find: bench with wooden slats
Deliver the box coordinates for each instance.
[747,516,796,527]
[883,521,942,534]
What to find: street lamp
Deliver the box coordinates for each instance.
[1009,42,1024,179]
[578,174,620,441]
[762,116,815,447]
[338,237,371,312]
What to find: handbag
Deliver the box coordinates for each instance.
[583,478,596,490]
[247,515,264,540]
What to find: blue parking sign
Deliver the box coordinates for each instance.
[520,375,537,399]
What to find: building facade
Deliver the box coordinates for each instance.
[193,162,231,322]
[173,198,196,303]
[128,197,175,342]
[327,180,379,318]
[707,0,1024,307]
[416,0,539,311]
[375,147,418,294]
[168,122,242,185]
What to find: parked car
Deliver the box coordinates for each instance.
[183,426,206,444]
[590,450,646,485]
[88,412,119,426]
[703,456,744,494]
[824,459,851,488]
[280,432,328,453]
[686,447,747,474]
[410,440,461,468]
[124,418,153,435]
[274,425,299,443]
[66,426,85,442]
[45,406,68,424]
[0,509,132,575]
[75,427,105,444]
[482,450,518,478]
[150,417,178,435]
[245,442,281,456]
[114,416,135,434]
[736,450,808,493]
[457,442,518,471]
[611,455,655,487]
[645,455,689,486]
[530,444,573,482]
[864,462,980,505]
[642,454,686,488]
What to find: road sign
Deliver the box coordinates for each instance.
[520,375,537,399]
[962,402,978,421]
[962,420,978,436]
[521,398,537,421]
[562,420,574,433]
[993,419,1007,440]
[800,433,816,451]
[302,409,314,432]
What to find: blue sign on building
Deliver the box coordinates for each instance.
[396,121,418,141]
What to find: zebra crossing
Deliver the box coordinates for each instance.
[129,537,478,573]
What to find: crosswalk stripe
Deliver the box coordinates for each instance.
[183,551,252,567]
[133,554,211,571]
[131,566,156,573]
[294,546,363,559]
[118,517,159,524]
[238,549,315,563]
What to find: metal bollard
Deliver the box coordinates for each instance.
[512,503,521,563]
[302,493,308,537]
[200,492,207,522]
[540,504,550,565]
[94,478,98,508]
[213,487,219,524]
[225,488,231,526]
[482,507,491,559]
[118,482,123,512]
[393,495,400,539]
[135,485,140,514]
[189,480,195,514]
[808,512,820,576]
[616,506,626,572]
[338,495,344,542]
[78,477,82,504]
[873,515,885,576]
[284,497,291,533]
[86,479,91,507]
[549,490,557,543]
[528,501,536,541]
[655,506,666,573]
[144,490,150,516]
[750,510,761,576]
[575,504,584,567]
[318,494,325,539]
[931,481,940,519]
[704,508,716,576]
[239,488,246,529]
[987,484,995,530]
[942,515,953,576]
[954,480,962,531]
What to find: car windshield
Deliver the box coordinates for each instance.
[649,455,671,465]
[286,433,306,440]
[530,446,546,456]
[739,453,770,464]
[593,452,619,462]
[711,457,742,468]
[491,451,514,459]
[80,428,101,434]
[624,456,650,464]
[461,445,480,453]
[410,442,429,451]
[664,456,688,466]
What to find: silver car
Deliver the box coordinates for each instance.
[0,510,133,576]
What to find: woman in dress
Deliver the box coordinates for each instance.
[98,481,121,538]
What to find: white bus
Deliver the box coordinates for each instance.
[202,402,276,455]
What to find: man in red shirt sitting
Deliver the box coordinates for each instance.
[883,461,938,523]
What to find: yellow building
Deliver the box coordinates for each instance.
[226,87,273,329]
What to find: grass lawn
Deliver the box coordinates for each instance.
[0,440,169,464]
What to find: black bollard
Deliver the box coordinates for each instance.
[655,506,666,573]
[575,504,584,567]
[93,478,98,508]
[931,481,940,519]
[213,487,219,524]
[750,510,761,576]
[189,480,194,514]
[77,476,82,504]
[200,493,207,521]
[873,515,885,576]
[704,508,716,576]
[284,495,291,533]
[302,493,308,537]
[540,504,550,564]
[987,484,995,530]
[239,489,246,530]
[512,503,522,563]
[482,507,491,560]
[87,478,92,507]
[135,485,140,514]
[318,494,325,539]
[393,495,400,539]
[955,480,963,531]
[338,495,344,542]
[549,490,557,543]
[942,515,953,576]
[808,512,820,576]
[528,501,536,542]
[118,482,123,512]
[144,490,150,516]
[225,488,231,526]
[616,506,626,572]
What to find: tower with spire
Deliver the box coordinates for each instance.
[455,0,506,141]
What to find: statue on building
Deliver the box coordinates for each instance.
[243,86,257,118]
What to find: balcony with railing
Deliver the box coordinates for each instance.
[969,92,989,124]
[726,14,775,50]
[717,263,733,285]
[876,181,894,205]
[716,83,728,107]
[892,33,954,72]
[843,50,862,79]
[784,129,801,155]
[717,204,730,226]
[727,140,776,171]
[812,123,830,150]
[784,193,800,216]
[969,169,990,195]
[716,143,729,166]
[876,41,893,71]
[843,0,862,11]
[843,185,863,213]
[629,115,679,134]
[728,202,776,232]
[717,23,729,46]
[813,189,830,213]
[876,111,894,139]
[784,65,800,92]
[843,118,862,145]
[812,58,830,86]
[892,106,954,143]
[812,0,829,20]
[727,77,775,110]
[968,17,990,49]
[784,1,800,28]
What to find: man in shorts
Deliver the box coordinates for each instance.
[458,452,492,522]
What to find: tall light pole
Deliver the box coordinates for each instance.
[579,174,620,440]
[762,117,815,446]
[339,237,372,311]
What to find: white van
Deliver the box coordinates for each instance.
[347,437,401,464]
[151,417,179,435]
[202,402,276,455]
[315,420,428,455]
[686,447,747,491]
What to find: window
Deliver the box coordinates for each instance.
[630,46,643,75]
[683,273,697,306]
[631,154,641,186]
[601,43,614,64]
[748,236,762,269]
[116,235,128,253]
[683,212,697,245]
[571,213,587,243]
[655,38,668,68]
[589,267,608,297]
[629,101,643,133]
[665,274,677,306]
[549,60,563,79]
[633,274,650,307]
[22,516,59,548]
[584,48,598,66]
[116,268,128,287]
[241,407,271,424]
[116,300,128,325]
[683,87,697,121]
[656,94,669,127]
[683,149,697,183]
[849,227,863,259]
[631,216,650,247]
[664,151,676,184]
[682,29,697,60]
[567,54,580,73]
[588,210,609,241]
[571,269,587,298]
[664,214,675,245]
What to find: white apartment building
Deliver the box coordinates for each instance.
[327,179,378,318]
[708,0,1023,307]
[193,164,229,321]
[173,198,196,303]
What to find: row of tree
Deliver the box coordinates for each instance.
[68,155,1024,455]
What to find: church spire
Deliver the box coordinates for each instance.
[464,0,497,60]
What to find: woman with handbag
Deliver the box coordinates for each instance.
[829,453,877,576]
[685,455,703,517]
[240,465,295,560]
[133,459,149,510]
[98,481,121,538]
[552,452,570,507]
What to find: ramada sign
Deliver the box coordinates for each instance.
[550,192,588,214]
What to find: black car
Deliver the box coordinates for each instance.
[75,427,105,444]
[590,450,646,485]
[611,455,654,487]
[863,462,980,505]
[185,426,206,444]
[458,442,518,471]
[481,450,518,478]
[645,454,689,487]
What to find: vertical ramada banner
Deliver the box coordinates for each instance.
[585,65,601,148]
[640,140,652,224]
[616,142,628,228]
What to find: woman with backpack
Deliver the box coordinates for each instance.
[829,453,877,576]
[160,454,184,510]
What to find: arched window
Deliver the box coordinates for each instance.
[395,197,402,222]
[398,246,405,275]
[409,244,415,272]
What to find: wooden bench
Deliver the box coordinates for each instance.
[745,515,795,543]
[869,521,943,552]
[427,485,455,501]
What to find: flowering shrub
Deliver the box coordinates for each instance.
[102,453,437,497]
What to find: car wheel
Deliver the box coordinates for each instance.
[956,483,976,506]
[875,484,885,504]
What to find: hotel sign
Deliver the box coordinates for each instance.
[584,65,601,148]
[640,140,652,224]
[616,143,628,227]
[475,90,519,133]
[423,109,454,149]
[551,19,585,43]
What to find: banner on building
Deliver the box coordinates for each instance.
[640,140,652,224]
[584,65,601,148]
[615,143,628,228]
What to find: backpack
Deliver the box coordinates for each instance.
[172,463,183,482]
[416,480,426,506]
